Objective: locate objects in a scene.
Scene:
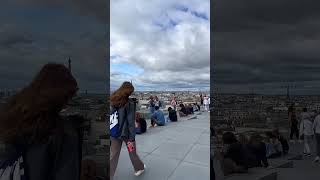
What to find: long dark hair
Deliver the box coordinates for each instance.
[0,63,78,143]
[110,81,134,107]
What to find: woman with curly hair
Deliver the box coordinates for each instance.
[0,63,83,180]
[109,82,145,180]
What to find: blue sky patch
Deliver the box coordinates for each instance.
[111,63,144,76]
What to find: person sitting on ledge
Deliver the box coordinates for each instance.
[246,134,270,168]
[221,132,248,176]
[150,106,165,127]
[135,112,147,134]
[168,107,178,122]
[179,104,188,117]
[265,132,283,158]
[272,129,289,155]
[187,104,194,114]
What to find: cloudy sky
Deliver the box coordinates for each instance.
[110,0,210,91]
[0,0,107,93]
[213,0,320,95]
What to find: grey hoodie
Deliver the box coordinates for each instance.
[111,99,136,141]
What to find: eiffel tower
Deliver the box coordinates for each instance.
[68,57,72,73]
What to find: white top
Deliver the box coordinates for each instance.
[313,115,320,134]
[300,119,314,136]
[155,100,160,107]
[203,99,209,105]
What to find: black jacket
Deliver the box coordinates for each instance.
[111,99,136,141]
[224,143,248,168]
[168,110,177,122]
[246,142,269,168]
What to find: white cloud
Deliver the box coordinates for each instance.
[111,0,210,91]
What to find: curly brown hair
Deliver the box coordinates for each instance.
[110,81,134,107]
[0,63,78,143]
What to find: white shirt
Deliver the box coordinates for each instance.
[203,99,209,105]
[313,115,320,134]
[300,119,314,136]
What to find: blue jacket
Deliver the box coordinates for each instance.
[152,110,166,125]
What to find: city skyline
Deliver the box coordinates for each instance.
[110,0,210,91]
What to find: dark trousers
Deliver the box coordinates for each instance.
[290,125,299,140]
[316,133,320,157]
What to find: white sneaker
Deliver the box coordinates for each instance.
[314,156,320,162]
[289,140,295,144]
[134,164,146,176]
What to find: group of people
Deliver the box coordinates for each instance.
[178,103,200,117]
[148,96,178,128]
[214,129,289,176]
[288,105,320,162]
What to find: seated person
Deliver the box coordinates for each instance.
[193,103,199,112]
[265,132,283,158]
[179,104,188,117]
[150,106,165,127]
[135,112,147,134]
[168,107,178,122]
[221,132,248,176]
[272,129,289,155]
[188,104,194,114]
[246,134,269,168]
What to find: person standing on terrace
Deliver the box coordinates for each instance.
[171,97,177,111]
[288,104,299,143]
[313,111,320,162]
[148,96,155,115]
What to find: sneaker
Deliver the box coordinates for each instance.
[134,164,146,176]
[298,140,303,143]
[314,156,320,162]
[289,140,295,144]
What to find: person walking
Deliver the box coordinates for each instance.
[299,108,314,156]
[288,104,299,143]
[313,111,320,162]
[110,82,146,179]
